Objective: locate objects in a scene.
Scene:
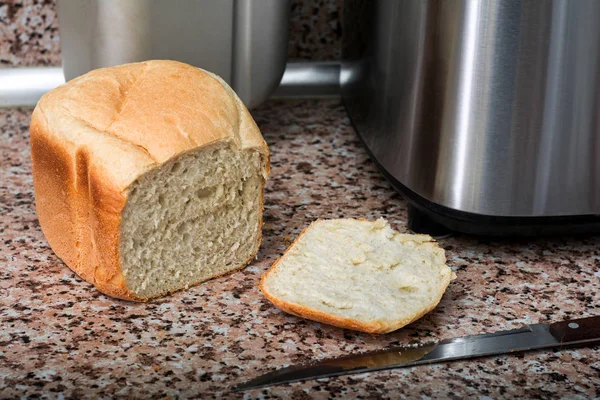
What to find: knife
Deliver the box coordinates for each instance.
[235,316,600,391]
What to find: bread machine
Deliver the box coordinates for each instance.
[342,0,600,236]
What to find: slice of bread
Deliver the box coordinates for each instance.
[260,218,455,334]
[30,60,269,301]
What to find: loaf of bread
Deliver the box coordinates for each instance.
[260,218,455,334]
[30,60,269,301]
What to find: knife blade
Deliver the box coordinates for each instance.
[235,316,600,391]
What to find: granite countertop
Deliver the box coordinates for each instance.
[1,99,599,399]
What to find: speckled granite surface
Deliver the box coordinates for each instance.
[0,0,60,67]
[0,0,342,67]
[1,99,599,399]
[287,0,343,61]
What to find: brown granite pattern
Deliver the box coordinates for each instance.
[0,0,60,67]
[0,0,342,67]
[1,100,599,399]
[287,0,343,61]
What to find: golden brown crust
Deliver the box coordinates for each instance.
[30,60,269,301]
[259,220,453,335]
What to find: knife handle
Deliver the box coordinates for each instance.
[550,316,600,343]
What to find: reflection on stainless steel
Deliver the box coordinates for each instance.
[0,62,339,108]
[235,342,438,391]
[323,342,435,369]
[56,0,290,109]
[342,0,600,217]
[0,68,65,107]
[231,0,291,107]
[272,62,341,98]
[236,316,600,391]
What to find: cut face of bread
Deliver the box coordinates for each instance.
[121,144,263,299]
[260,218,455,334]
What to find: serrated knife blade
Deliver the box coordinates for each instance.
[234,316,600,391]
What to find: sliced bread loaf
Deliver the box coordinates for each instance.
[30,60,269,301]
[260,218,455,334]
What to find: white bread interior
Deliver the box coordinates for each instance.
[260,218,455,334]
[30,60,269,301]
[120,144,263,299]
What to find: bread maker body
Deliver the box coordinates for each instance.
[342,0,600,236]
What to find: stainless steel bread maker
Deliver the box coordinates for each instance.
[342,0,600,236]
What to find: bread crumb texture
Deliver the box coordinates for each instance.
[261,218,455,334]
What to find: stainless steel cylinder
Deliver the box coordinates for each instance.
[342,0,600,218]
[57,0,290,109]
